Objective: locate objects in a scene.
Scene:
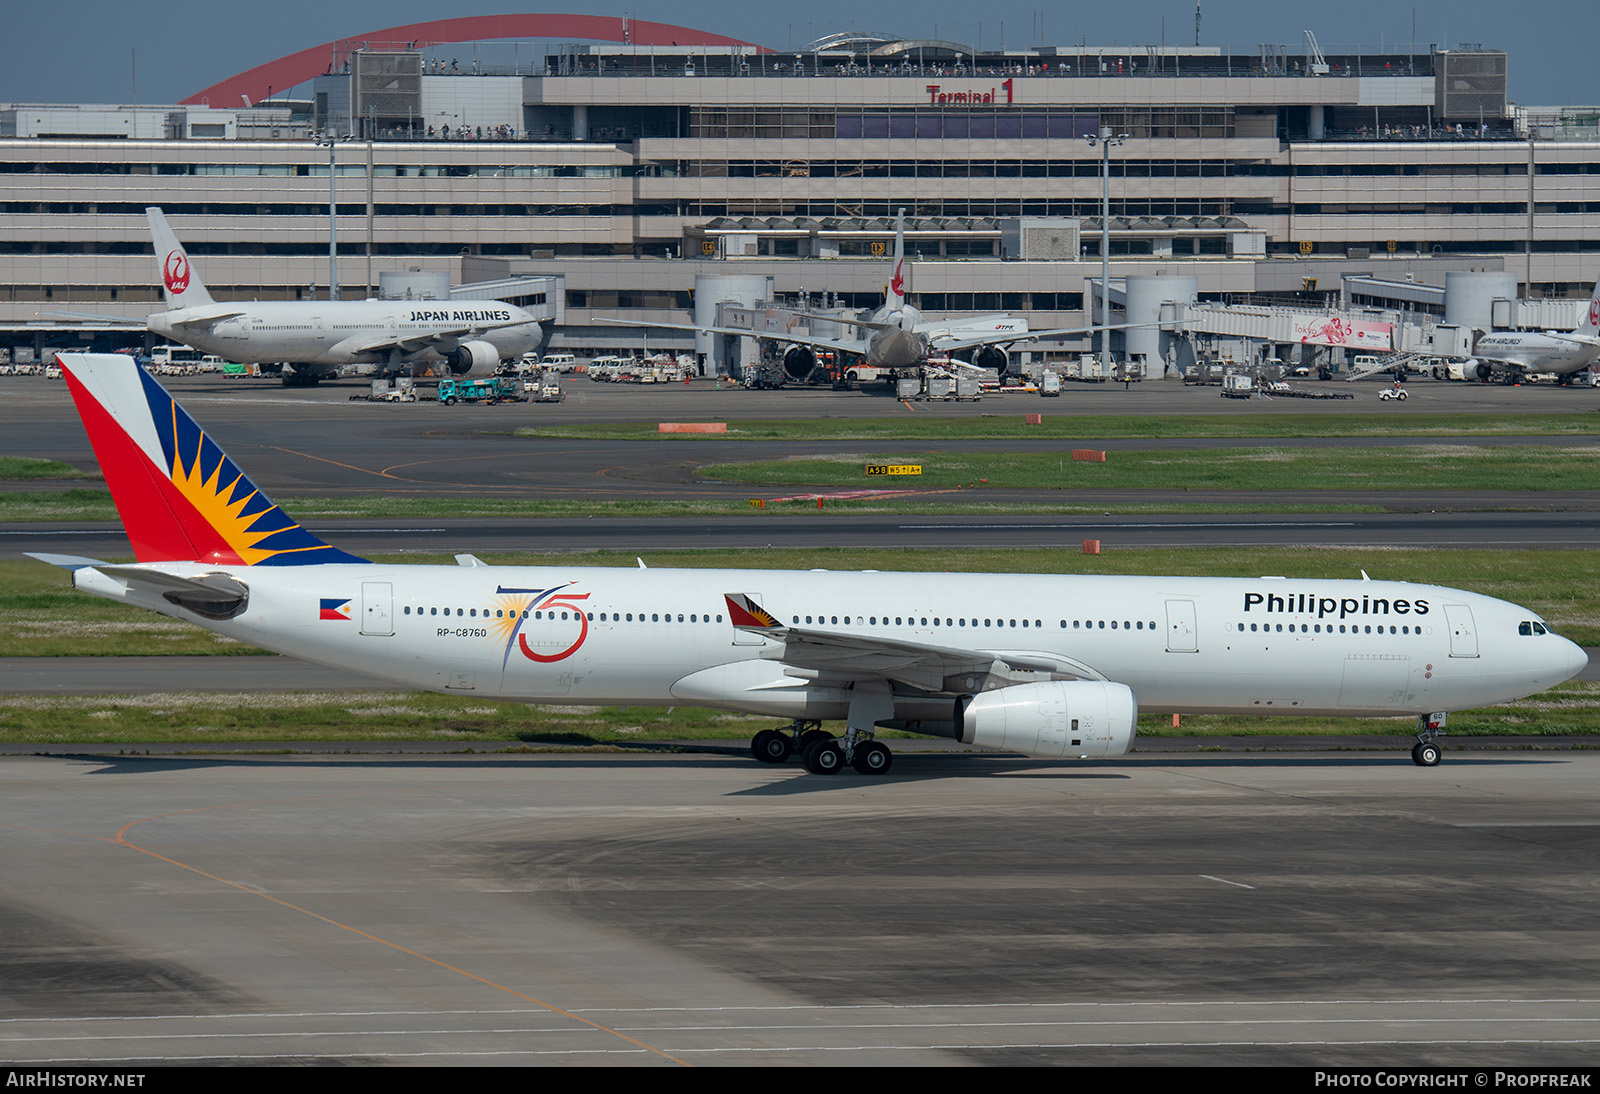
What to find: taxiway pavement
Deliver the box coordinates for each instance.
[3,749,1598,1066]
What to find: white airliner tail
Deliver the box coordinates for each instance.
[887,207,907,311]
[147,206,215,309]
[1573,277,1600,339]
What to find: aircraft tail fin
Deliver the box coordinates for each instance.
[887,207,907,311]
[1574,277,1600,339]
[55,353,366,567]
[147,206,215,308]
[724,592,781,630]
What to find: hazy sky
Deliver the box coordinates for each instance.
[4,1,1592,107]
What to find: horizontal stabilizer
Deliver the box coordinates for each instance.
[24,552,107,571]
[166,310,247,328]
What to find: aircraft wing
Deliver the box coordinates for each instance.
[723,593,1102,693]
[50,310,148,328]
[930,321,1141,354]
[333,319,532,358]
[786,310,894,333]
[593,318,866,356]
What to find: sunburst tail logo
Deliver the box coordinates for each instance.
[57,355,368,566]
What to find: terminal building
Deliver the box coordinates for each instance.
[1,15,1597,371]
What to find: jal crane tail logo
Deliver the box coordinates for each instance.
[162,250,191,296]
[1589,295,1600,329]
[890,259,905,298]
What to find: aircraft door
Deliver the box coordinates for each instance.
[1444,604,1478,657]
[361,581,394,636]
[1165,599,1198,652]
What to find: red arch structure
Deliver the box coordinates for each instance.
[181,14,769,107]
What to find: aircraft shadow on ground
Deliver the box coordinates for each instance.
[46,748,1563,783]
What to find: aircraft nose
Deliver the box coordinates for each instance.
[1561,638,1589,682]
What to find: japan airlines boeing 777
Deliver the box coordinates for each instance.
[33,354,1586,772]
[601,209,1107,380]
[1466,278,1600,383]
[144,208,542,386]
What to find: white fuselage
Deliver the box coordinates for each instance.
[147,300,541,368]
[78,564,1584,728]
[859,305,1030,368]
[1472,332,1600,376]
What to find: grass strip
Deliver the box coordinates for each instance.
[520,411,1600,443]
[1,683,1595,745]
[703,444,1600,492]
[0,457,99,480]
[0,487,1399,523]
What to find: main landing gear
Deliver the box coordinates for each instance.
[748,720,895,776]
[1411,711,1447,767]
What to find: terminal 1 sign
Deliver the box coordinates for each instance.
[925,79,1015,105]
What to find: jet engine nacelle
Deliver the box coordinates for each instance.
[782,345,818,382]
[444,340,502,377]
[956,680,1137,759]
[1469,358,1494,382]
[971,345,1009,376]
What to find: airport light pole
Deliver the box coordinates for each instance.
[314,131,341,301]
[1086,128,1126,377]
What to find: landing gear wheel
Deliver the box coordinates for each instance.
[798,728,834,753]
[750,729,793,764]
[1412,741,1442,767]
[851,741,894,775]
[802,739,845,775]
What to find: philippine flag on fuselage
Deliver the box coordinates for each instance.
[319,598,352,621]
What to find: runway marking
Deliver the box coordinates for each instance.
[7,996,1595,1024]
[22,1037,1600,1064]
[899,522,1360,530]
[103,804,691,1067]
[12,1015,1600,1043]
[1456,821,1600,827]
[667,1038,1600,1054]
[1198,874,1256,889]
[9,999,1600,1061]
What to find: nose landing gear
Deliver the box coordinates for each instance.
[1411,711,1447,766]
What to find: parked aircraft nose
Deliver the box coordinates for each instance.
[1559,637,1589,682]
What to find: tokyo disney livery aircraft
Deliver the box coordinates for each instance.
[146,208,541,386]
[34,354,1586,773]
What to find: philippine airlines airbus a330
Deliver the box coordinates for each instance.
[33,354,1585,773]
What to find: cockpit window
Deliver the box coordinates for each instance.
[1519,621,1549,636]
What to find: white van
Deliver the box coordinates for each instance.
[540,353,577,372]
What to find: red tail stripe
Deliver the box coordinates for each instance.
[62,366,242,564]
